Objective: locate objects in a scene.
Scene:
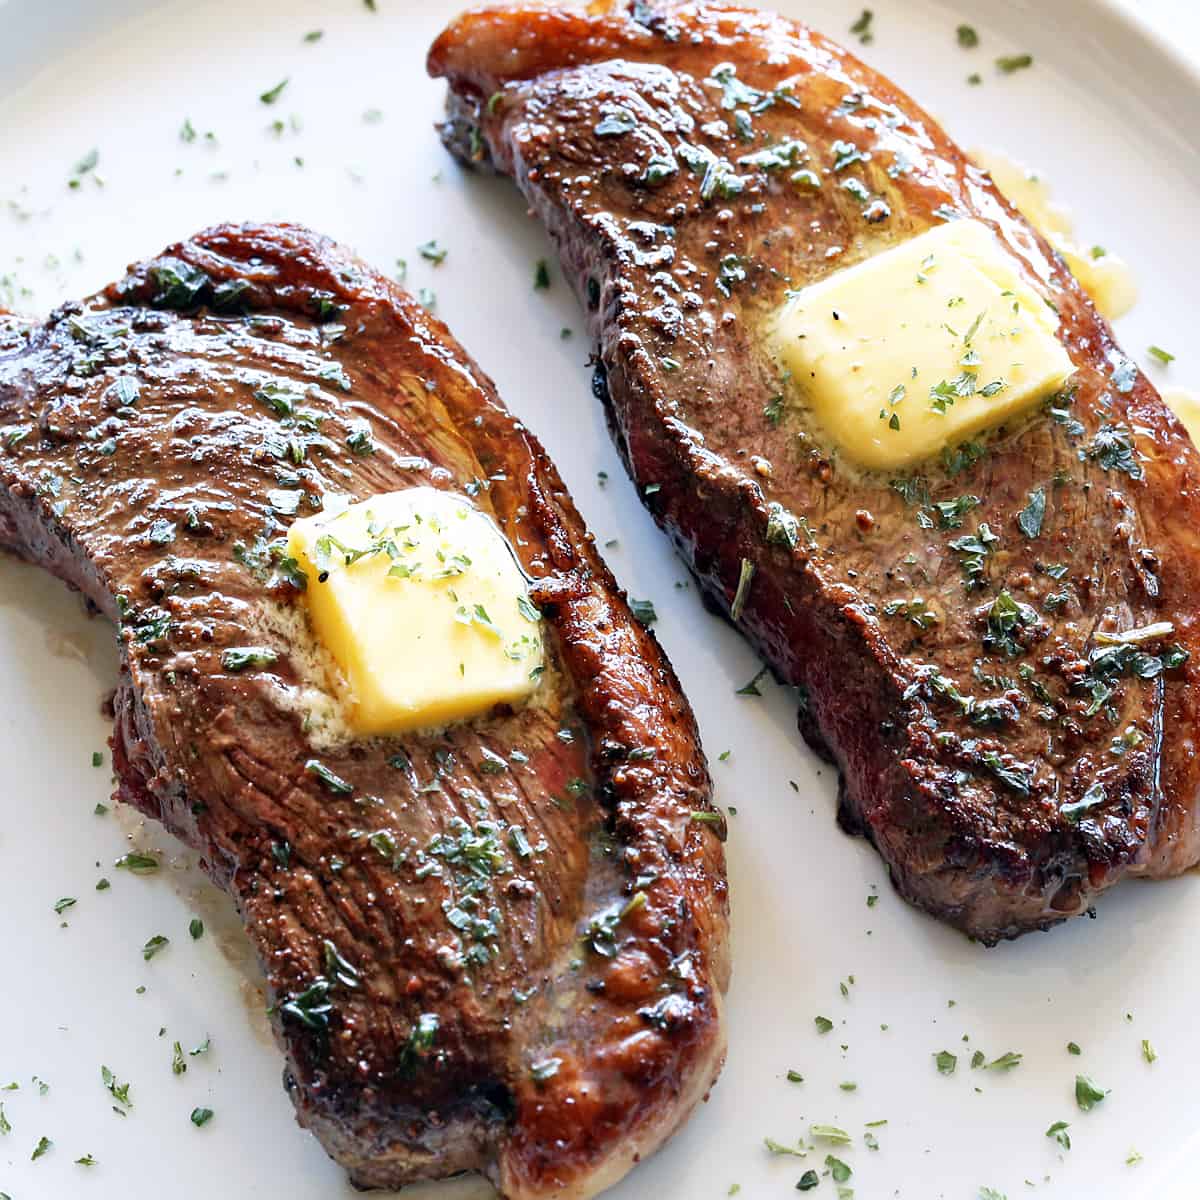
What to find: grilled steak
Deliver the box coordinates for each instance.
[0,223,729,1197]
[430,1,1200,942]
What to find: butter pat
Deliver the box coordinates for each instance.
[287,488,544,736]
[773,219,1076,471]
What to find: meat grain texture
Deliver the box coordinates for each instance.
[0,223,729,1199]
[430,0,1200,942]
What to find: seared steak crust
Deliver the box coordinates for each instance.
[0,223,728,1198]
[429,1,1200,941]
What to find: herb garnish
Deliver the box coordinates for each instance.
[849,9,873,43]
[956,24,979,48]
[765,502,800,549]
[996,53,1033,73]
[280,979,333,1032]
[221,647,278,672]
[1087,424,1143,479]
[190,1107,214,1127]
[115,852,159,874]
[142,935,170,962]
[948,523,998,589]
[305,759,354,795]
[1016,487,1046,538]
[629,599,657,626]
[932,494,979,528]
[259,79,289,105]
[826,1156,852,1183]
[736,666,769,696]
[984,591,1035,658]
[1046,1120,1071,1150]
[884,597,938,630]
[418,240,447,266]
[1075,1074,1108,1111]
[985,1051,1023,1071]
[731,558,755,621]
[102,1066,131,1108]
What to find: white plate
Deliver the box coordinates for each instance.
[2,2,1199,1198]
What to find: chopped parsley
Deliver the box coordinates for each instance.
[826,1155,852,1183]
[1088,424,1143,479]
[1016,487,1046,538]
[956,24,979,48]
[305,759,353,795]
[932,494,979,528]
[221,647,278,672]
[736,666,769,696]
[948,523,998,589]
[764,1136,805,1157]
[815,1016,834,1034]
[985,1051,1023,1071]
[142,935,170,962]
[935,1050,957,1075]
[765,502,800,549]
[629,599,658,626]
[418,240,447,266]
[995,53,1033,73]
[31,1135,52,1161]
[849,9,874,43]
[810,1125,852,1145]
[259,79,289,105]
[884,597,938,630]
[1075,1074,1108,1111]
[190,1107,214,1127]
[102,1066,131,1108]
[1046,1120,1071,1150]
[114,852,159,874]
[984,591,1034,658]
[731,558,755,621]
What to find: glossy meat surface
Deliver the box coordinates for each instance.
[430,1,1200,941]
[0,223,728,1197]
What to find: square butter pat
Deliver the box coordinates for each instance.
[287,487,544,736]
[773,219,1076,471]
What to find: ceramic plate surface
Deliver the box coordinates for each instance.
[1,1,1199,1198]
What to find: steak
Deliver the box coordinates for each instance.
[0,223,729,1197]
[429,1,1200,942]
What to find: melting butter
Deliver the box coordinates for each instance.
[973,148,1137,320]
[772,219,1075,472]
[1163,389,1200,447]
